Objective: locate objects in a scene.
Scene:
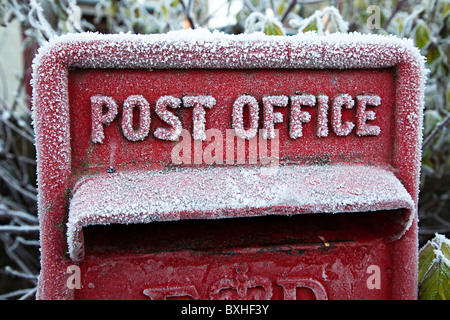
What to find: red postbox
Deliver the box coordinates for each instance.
[32,30,426,300]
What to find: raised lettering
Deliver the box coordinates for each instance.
[232,95,259,140]
[121,95,151,141]
[90,92,382,144]
[356,95,381,136]
[143,285,199,300]
[263,95,288,139]
[331,93,355,136]
[276,277,328,300]
[182,95,216,141]
[290,94,314,139]
[154,95,182,141]
[316,95,329,137]
[91,95,118,143]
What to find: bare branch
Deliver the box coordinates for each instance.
[0,287,37,300]
[0,166,37,202]
[281,0,298,23]
[0,204,39,224]
[0,113,34,143]
[419,225,450,235]
[4,266,38,280]
[422,113,450,150]
[18,287,37,300]
[199,1,228,27]
[243,0,257,12]
[383,0,408,30]
[16,237,40,247]
[0,233,39,278]
[179,0,195,28]
[0,225,39,234]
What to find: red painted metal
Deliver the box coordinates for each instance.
[32,31,426,300]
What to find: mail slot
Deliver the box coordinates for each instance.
[32,30,426,300]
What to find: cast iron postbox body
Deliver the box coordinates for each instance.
[32,30,426,300]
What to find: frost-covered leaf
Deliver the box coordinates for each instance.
[244,12,285,35]
[419,239,437,283]
[290,6,347,35]
[302,20,318,33]
[419,234,450,300]
[263,20,284,35]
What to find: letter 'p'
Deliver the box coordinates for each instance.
[91,95,118,143]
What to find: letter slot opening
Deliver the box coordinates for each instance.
[82,209,412,256]
[74,208,413,300]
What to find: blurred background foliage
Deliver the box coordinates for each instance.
[0,0,449,299]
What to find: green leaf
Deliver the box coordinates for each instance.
[160,4,169,20]
[415,21,431,50]
[419,241,436,284]
[442,238,450,257]
[263,20,284,35]
[447,82,450,104]
[302,21,318,33]
[277,2,286,17]
[419,234,450,300]
[109,1,118,16]
[425,42,442,65]
[443,2,450,16]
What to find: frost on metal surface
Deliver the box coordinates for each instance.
[32,28,427,71]
[31,29,427,277]
[289,94,314,139]
[262,96,289,139]
[121,95,151,142]
[182,95,217,141]
[90,95,118,143]
[356,95,381,136]
[232,95,259,140]
[67,164,415,261]
[153,96,182,141]
[31,29,427,199]
[331,93,355,136]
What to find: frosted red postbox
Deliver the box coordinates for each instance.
[32,30,426,300]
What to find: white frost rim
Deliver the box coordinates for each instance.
[67,164,415,261]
